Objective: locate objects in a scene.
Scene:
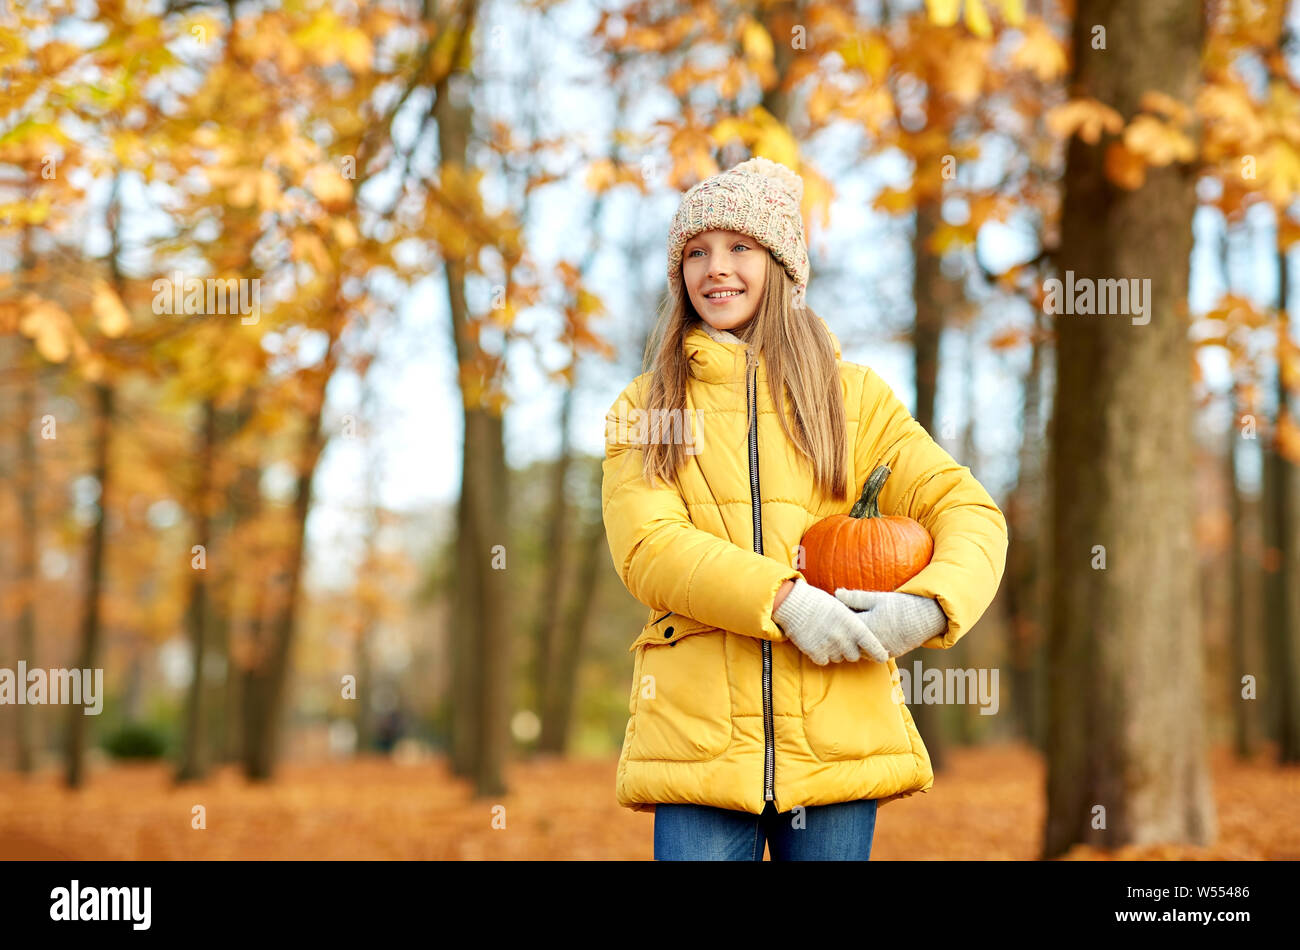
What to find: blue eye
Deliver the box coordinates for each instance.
[687,243,749,257]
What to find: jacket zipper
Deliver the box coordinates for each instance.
[747,355,775,805]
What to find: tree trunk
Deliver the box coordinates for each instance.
[65,382,113,789]
[1262,239,1300,762]
[535,395,572,753]
[953,322,979,745]
[177,399,216,782]
[353,629,374,754]
[1220,219,1262,760]
[1228,385,1261,759]
[912,200,946,436]
[13,224,40,774]
[543,461,607,753]
[1004,307,1048,751]
[910,196,950,770]
[121,646,144,721]
[232,571,268,768]
[1044,0,1213,857]
[241,415,323,780]
[449,458,481,776]
[353,391,381,757]
[433,0,509,798]
[218,397,260,764]
[14,370,39,774]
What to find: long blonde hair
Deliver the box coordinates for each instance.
[639,248,849,504]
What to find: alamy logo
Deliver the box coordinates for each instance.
[151,272,260,324]
[1042,270,1151,325]
[891,661,1000,715]
[50,880,151,930]
[606,403,703,455]
[0,663,103,715]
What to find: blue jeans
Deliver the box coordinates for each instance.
[653,798,878,860]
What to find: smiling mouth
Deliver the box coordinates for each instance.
[704,290,744,302]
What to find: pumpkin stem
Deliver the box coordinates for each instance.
[849,465,890,519]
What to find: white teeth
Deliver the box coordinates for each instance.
[706,290,742,298]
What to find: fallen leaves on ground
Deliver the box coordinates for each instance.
[0,742,1295,859]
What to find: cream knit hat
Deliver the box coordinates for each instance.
[666,156,810,295]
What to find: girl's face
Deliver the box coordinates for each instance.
[683,228,767,333]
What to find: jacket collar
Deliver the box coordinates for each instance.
[684,316,842,384]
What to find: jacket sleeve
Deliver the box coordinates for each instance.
[853,366,1009,649]
[601,378,802,643]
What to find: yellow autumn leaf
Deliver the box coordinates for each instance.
[969,193,1012,225]
[1139,90,1192,126]
[710,117,751,150]
[1277,410,1300,466]
[1045,98,1125,144]
[850,86,895,137]
[873,186,915,215]
[1280,337,1300,391]
[1011,18,1066,81]
[808,82,836,127]
[1123,114,1196,166]
[576,287,605,319]
[0,29,27,72]
[0,196,51,225]
[1104,141,1146,190]
[80,353,106,383]
[19,299,72,364]
[339,29,372,73]
[332,217,359,249]
[741,18,774,66]
[1205,293,1267,329]
[801,166,835,230]
[928,221,976,254]
[257,168,283,212]
[585,158,616,192]
[866,35,891,83]
[996,0,1026,24]
[227,168,259,208]
[35,39,80,73]
[1260,140,1300,209]
[91,279,130,337]
[1196,84,1267,151]
[753,125,800,171]
[40,328,71,364]
[292,230,331,274]
[1265,80,1300,141]
[305,164,353,211]
[927,0,962,27]
[18,298,63,338]
[964,0,993,37]
[945,37,988,105]
[989,326,1027,350]
[1279,214,1300,250]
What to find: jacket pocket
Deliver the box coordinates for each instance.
[627,614,732,762]
[799,653,911,760]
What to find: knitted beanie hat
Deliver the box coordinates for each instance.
[666,156,810,295]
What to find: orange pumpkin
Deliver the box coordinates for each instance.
[800,465,933,594]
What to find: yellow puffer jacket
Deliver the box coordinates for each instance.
[601,317,1008,815]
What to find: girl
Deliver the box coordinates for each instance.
[601,157,1009,860]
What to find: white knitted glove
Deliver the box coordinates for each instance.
[834,589,949,659]
[774,578,888,665]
